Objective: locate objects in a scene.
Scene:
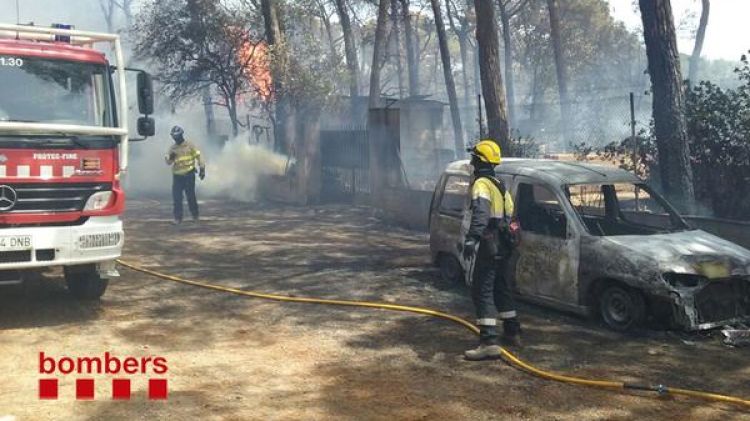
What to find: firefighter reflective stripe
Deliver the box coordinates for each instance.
[476,318,497,326]
[498,311,517,320]
[168,141,205,175]
[472,185,492,201]
[472,178,514,219]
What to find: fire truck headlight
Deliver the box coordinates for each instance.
[83,191,113,211]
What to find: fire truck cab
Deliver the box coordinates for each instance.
[0,24,154,299]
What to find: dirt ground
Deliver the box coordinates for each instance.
[1,199,749,420]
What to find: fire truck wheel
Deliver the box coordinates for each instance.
[64,265,109,300]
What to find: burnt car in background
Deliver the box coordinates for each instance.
[429,159,750,331]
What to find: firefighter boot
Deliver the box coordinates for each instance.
[464,326,502,361]
[464,343,503,361]
[501,318,522,347]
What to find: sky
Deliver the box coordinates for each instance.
[608,0,750,61]
[1,0,748,62]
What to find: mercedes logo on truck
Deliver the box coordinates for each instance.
[0,185,18,211]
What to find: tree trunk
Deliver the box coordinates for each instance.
[316,0,338,64]
[261,0,283,46]
[530,62,543,122]
[445,1,471,111]
[369,0,391,109]
[688,0,710,85]
[638,0,695,210]
[546,0,570,142]
[468,0,481,98]
[334,0,360,96]
[261,0,291,153]
[458,35,471,109]
[498,0,516,127]
[473,0,510,150]
[473,44,481,96]
[202,87,215,139]
[391,0,406,98]
[430,0,464,152]
[399,0,419,96]
[228,95,240,138]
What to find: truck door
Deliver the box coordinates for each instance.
[512,178,580,304]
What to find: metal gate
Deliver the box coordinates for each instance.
[320,127,369,203]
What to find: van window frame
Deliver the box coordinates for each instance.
[515,180,569,239]
[438,174,470,218]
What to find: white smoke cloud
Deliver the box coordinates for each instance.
[200,139,290,202]
[123,107,288,202]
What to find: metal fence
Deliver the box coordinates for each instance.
[319,126,370,202]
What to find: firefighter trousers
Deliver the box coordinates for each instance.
[172,171,199,221]
[471,247,520,344]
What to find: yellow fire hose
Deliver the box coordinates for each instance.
[117,259,750,410]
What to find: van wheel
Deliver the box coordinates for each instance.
[438,254,464,285]
[65,265,108,300]
[598,283,645,331]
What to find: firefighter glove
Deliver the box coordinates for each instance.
[199,167,206,180]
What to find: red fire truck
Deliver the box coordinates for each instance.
[0,24,154,299]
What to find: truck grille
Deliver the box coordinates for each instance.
[695,278,750,324]
[3,183,111,214]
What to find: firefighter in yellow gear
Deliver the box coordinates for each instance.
[462,139,521,361]
[165,126,206,224]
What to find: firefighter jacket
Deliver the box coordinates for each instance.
[466,176,515,248]
[166,140,206,175]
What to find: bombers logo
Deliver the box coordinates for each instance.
[38,352,169,400]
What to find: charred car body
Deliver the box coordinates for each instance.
[429,159,750,331]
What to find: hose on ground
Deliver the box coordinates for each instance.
[116,259,750,410]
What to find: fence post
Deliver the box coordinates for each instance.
[630,92,637,176]
[477,94,484,139]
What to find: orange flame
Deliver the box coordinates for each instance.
[239,39,273,102]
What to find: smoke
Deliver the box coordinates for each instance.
[124,108,288,202]
[200,139,290,202]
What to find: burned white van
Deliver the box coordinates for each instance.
[429,159,750,331]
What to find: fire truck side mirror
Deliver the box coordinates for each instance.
[137,72,154,115]
[137,116,155,138]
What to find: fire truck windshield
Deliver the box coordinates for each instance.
[0,55,114,128]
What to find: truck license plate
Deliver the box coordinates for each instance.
[0,235,32,251]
